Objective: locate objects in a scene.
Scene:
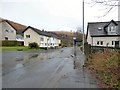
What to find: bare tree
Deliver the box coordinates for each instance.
[87,0,119,17]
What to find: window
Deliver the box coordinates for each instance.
[100,41,103,45]
[97,41,99,45]
[112,41,114,45]
[111,26,114,30]
[40,37,44,41]
[26,35,30,38]
[45,43,47,46]
[109,26,116,32]
[11,30,14,33]
[5,29,9,32]
[97,41,103,45]
[108,27,110,31]
[47,38,49,41]
[5,37,8,40]
[115,41,119,48]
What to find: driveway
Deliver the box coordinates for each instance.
[2,47,100,88]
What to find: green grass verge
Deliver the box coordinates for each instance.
[0,46,44,51]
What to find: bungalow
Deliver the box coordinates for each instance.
[23,26,61,48]
[0,18,27,41]
[86,20,120,48]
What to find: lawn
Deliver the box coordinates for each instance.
[0,46,44,51]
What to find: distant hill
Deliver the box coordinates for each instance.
[54,31,74,37]
[50,31,83,47]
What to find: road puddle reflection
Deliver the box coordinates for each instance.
[14,63,24,69]
[15,52,54,67]
[3,50,56,75]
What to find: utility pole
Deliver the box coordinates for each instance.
[82,0,85,54]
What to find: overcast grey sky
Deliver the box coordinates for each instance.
[0,0,118,33]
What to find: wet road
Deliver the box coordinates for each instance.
[2,47,99,88]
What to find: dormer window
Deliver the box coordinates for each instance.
[111,26,116,32]
[108,26,116,32]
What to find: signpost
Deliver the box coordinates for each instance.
[73,37,76,47]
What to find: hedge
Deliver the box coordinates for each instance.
[1,40,24,46]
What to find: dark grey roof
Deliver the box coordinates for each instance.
[24,26,60,39]
[87,20,120,37]
[118,21,120,35]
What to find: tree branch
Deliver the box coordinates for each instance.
[87,0,119,17]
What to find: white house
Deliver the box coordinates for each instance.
[0,19,16,40]
[47,32,61,48]
[0,18,27,41]
[86,20,120,48]
[23,26,61,48]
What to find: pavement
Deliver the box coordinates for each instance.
[2,47,100,88]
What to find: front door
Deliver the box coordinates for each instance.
[115,41,119,48]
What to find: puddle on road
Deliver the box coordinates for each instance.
[15,52,53,68]
[28,54,39,59]
[3,50,56,76]
[14,63,24,69]
[61,50,64,52]
[15,58,24,61]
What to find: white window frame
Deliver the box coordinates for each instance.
[110,26,116,32]
[97,41,103,46]
[112,41,114,45]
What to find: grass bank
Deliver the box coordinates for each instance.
[86,50,120,89]
[0,46,44,51]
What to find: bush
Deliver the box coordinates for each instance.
[2,40,24,46]
[29,42,39,49]
[87,51,120,89]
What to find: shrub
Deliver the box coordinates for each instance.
[87,51,120,89]
[2,40,24,46]
[29,42,39,49]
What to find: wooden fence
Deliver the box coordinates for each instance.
[91,46,120,53]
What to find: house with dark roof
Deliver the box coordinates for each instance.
[0,18,27,41]
[86,20,120,48]
[23,26,61,48]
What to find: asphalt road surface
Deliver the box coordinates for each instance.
[2,47,99,88]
